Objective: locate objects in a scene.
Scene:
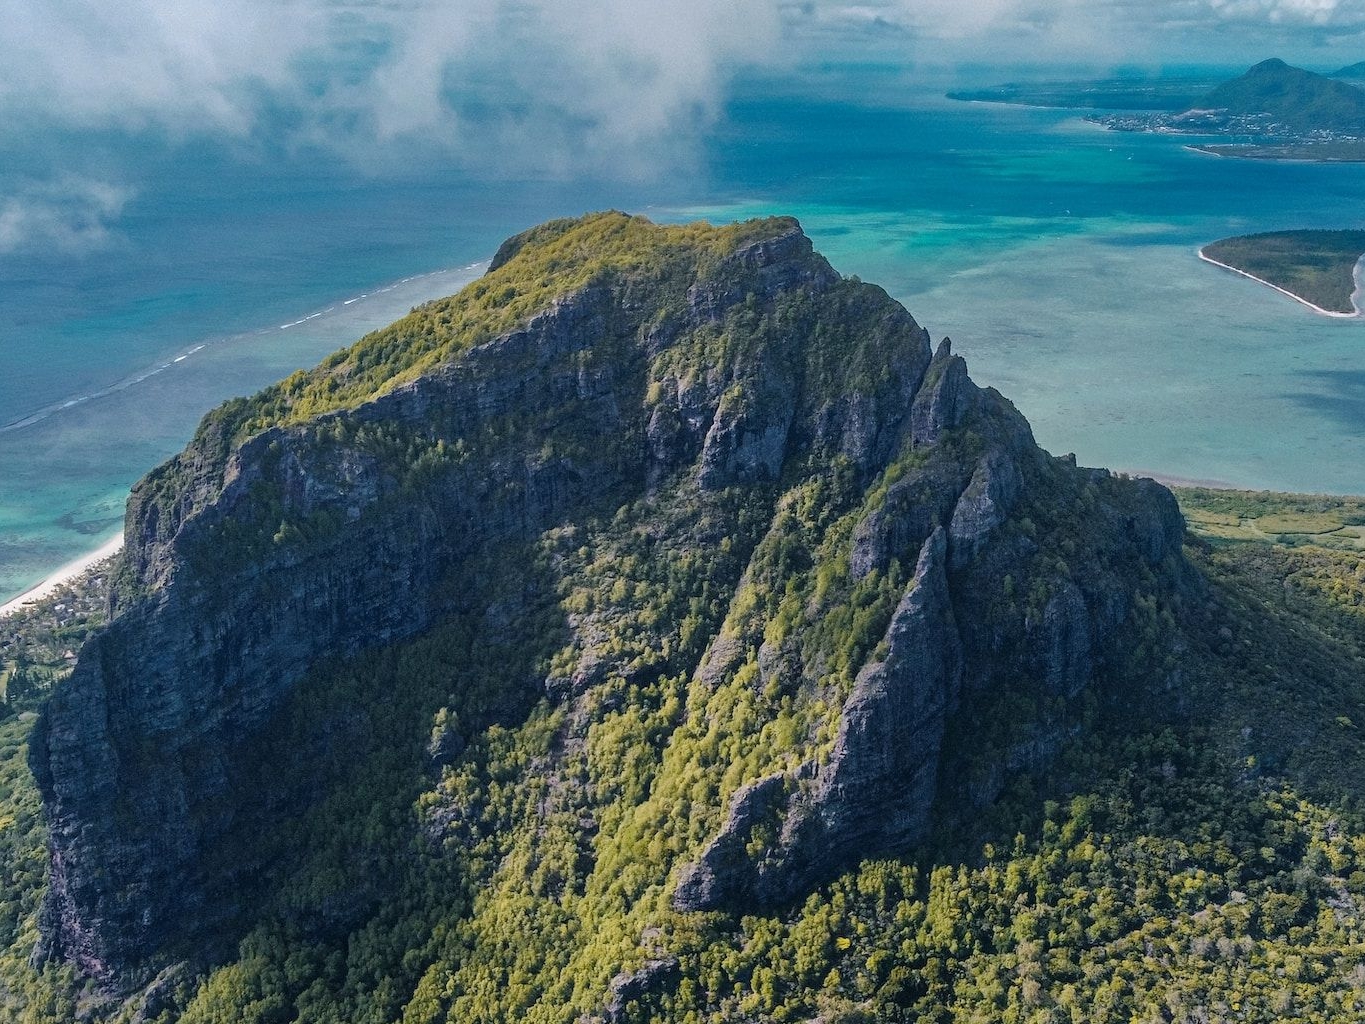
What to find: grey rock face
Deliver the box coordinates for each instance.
[602,956,681,1024]
[850,459,965,582]
[815,528,963,847]
[674,530,965,911]
[1038,581,1094,698]
[33,287,638,984]
[32,213,1192,990]
[910,339,976,447]
[686,222,839,322]
[671,368,1189,916]
[948,450,1022,570]
[31,217,942,991]
[696,367,797,491]
[672,773,788,911]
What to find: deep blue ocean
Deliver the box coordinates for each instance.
[4,71,1365,602]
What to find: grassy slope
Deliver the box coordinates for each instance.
[205,213,787,445]
[1201,231,1365,314]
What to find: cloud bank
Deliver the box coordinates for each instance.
[0,177,133,256]
[6,0,1365,182]
[2,0,787,175]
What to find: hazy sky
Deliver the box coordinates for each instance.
[8,0,1365,146]
[3,0,1364,252]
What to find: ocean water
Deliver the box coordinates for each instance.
[4,75,1365,602]
[689,92,1365,492]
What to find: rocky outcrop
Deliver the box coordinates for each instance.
[671,354,1186,915]
[673,773,789,911]
[948,450,1022,570]
[28,214,943,990]
[814,528,963,848]
[602,957,681,1024]
[676,530,968,912]
[910,339,975,447]
[32,284,649,984]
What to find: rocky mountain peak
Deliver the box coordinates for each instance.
[29,213,1189,993]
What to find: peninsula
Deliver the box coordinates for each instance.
[952,59,1365,162]
[1200,229,1365,316]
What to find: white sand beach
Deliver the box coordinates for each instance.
[1123,469,1242,490]
[0,534,124,619]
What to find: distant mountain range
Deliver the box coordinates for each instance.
[1330,61,1365,79]
[1199,57,1365,133]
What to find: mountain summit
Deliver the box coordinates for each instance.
[1197,57,1365,132]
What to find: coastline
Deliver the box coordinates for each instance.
[1196,250,1361,319]
[0,258,491,624]
[0,534,124,619]
[1125,469,1242,490]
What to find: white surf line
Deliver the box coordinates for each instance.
[1197,250,1362,319]
[0,343,213,434]
[173,343,207,364]
[2,260,494,433]
[0,535,125,620]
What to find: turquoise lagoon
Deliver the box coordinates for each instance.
[3,77,1364,601]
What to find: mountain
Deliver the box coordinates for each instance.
[1197,57,1365,132]
[7,214,1365,1023]
[1330,61,1365,79]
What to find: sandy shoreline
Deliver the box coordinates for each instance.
[1123,469,1243,490]
[0,535,124,619]
[1197,250,1361,319]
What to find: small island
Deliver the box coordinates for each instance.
[1200,230,1365,316]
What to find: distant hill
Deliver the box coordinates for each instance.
[1198,57,1365,132]
[1330,61,1365,79]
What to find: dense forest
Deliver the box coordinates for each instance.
[2,501,1364,1022]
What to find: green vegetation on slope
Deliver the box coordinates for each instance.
[129,211,801,562]
[6,204,1365,1023]
[1201,231,1365,314]
[0,568,109,707]
[1199,58,1365,133]
[1,475,1365,1022]
[205,213,790,445]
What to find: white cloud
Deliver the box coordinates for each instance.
[0,177,133,255]
[1207,0,1359,25]
[5,0,1365,185]
[1,0,321,134]
[1,0,785,175]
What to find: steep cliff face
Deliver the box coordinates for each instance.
[669,340,1185,914]
[29,212,1189,997]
